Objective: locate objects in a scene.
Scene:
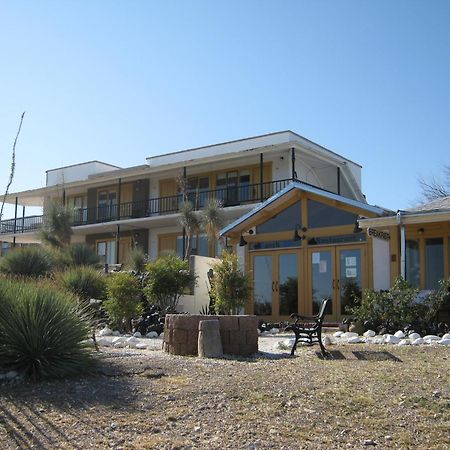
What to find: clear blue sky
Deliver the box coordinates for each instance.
[1,1,449,218]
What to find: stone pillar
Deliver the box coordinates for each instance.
[198,320,223,358]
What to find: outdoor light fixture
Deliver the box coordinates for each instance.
[418,228,425,235]
[353,219,363,234]
[293,225,302,241]
[239,235,248,247]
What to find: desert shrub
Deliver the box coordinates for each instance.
[349,278,420,330]
[59,266,107,303]
[61,243,100,267]
[143,254,196,309]
[126,247,148,273]
[0,279,94,380]
[422,277,450,322]
[104,272,143,331]
[0,246,54,277]
[210,251,252,315]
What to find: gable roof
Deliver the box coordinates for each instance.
[220,181,390,237]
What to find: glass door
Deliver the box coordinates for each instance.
[252,250,300,318]
[337,247,363,316]
[309,248,335,318]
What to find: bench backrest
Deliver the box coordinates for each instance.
[317,298,331,322]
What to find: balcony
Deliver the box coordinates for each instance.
[0,179,291,235]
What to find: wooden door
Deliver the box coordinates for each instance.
[118,237,132,264]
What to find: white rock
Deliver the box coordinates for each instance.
[384,335,400,344]
[114,341,127,348]
[411,338,424,346]
[98,327,113,337]
[333,331,344,338]
[341,332,359,339]
[112,337,125,344]
[322,335,332,345]
[257,328,262,335]
[261,331,269,336]
[394,330,405,339]
[6,371,18,379]
[398,339,410,346]
[83,338,96,347]
[438,338,450,346]
[146,331,159,338]
[112,330,121,336]
[372,337,385,345]
[363,330,376,338]
[347,336,362,344]
[126,336,138,343]
[277,339,295,350]
[408,333,421,340]
[133,331,142,338]
[96,338,112,347]
[442,333,450,340]
[269,328,280,334]
[423,335,440,342]
[135,343,149,349]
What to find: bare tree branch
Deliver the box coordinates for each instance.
[418,164,450,202]
[0,112,26,222]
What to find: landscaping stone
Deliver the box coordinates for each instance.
[333,331,344,338]
[133,331,142,338]
[347,336,363,344]
[146,331,159,338]
[322,335,332,345]
[268,328,280,334]
[135,343,149,349]
[438,338,450,346]
[394,330,405,338]
[408,333,421,340]
[423,335,440,343]
[411,338,424,346]
[198,320,223,358]
[98,327,113,337]
[442,333,450,340]
[341,332,359,339]
[398,339,411,346]
[112,330,121,336]
[384,335,400,344]
[363,330,376,338]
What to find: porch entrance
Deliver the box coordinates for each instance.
[308,245,364,321]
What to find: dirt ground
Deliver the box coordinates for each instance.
[0,338,449,450]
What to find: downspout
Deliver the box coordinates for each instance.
[397,210,406,279]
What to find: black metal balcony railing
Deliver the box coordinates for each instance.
[0,179,291,235]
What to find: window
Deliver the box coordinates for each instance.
[216,170,251,206]
[256,201,301,234]
[425,238,444,290]
[405,240,420,287]
[176,234,210,258]
[187,176,210,208]
[308,200,357,228]
[98,190,117,221]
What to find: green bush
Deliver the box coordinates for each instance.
[422,277,450,322]
[143,254,196,309]
[0,279,94,380]
[59,266,107,303]
[104,272,142,331]
[210,251,252,315]
[349,278,420,328]
[0,246,54,277]
[61,243,100,267]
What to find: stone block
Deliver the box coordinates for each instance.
[238,315,259,331]
[246,329,259,345]
[173,329,187,345]
[198,320,223,358]
[239,342,258,356]
[229,330,246,346]
[218,315,239,331]
[220,330,230,347]
[187,329,199,347]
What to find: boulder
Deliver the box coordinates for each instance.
[322,335,332,345]
[333,331,344,338]
[423,335,440,343]
[408,332,421,340]
[442,333,450,340]
[384,335,400,344]
[146,331,159,338]
[438,338,450,346]
[135,343,149,349]
[363,330,376,338]
[341,332,359,339]
[133,331,142,338]
[98,327,113,337]
[411,338,424,346]
[347,336,362,344]
[394,330,405,339]
[269,328,280,334]
[398,339,410,346]
[112,330,121,337]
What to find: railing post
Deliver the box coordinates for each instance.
[116,224,120,264]
[291,147,296,181]
[13,197,18,236]
[337,167,341,195]
[22,206,25,233]
[118,178,122,220]
[182,166,187,259]
[259,153,264,202]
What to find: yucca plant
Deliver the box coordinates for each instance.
[62,243,100,267]
[126,247,148,273]
[58,266,107,303]
[39,201,74,249]
[0,279,94,380]
[0,246,54,277]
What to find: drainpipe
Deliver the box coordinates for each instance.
[291,147,296,181]
[259,153,264,202]
[118,178,122,220]
[337,167,341,195]
[116,224,120,264]
[397,211,406,279]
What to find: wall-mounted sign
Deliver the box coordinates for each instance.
[367,228,390,241]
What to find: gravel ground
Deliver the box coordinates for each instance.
[0,336,449,450]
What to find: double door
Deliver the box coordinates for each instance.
[251,245,365,321]
[309,245,364,321]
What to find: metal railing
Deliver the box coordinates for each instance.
[0,178,292,234]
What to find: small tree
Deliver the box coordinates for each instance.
[103,272,142,331]
[210,251,252,315]
[143,254,196,309]
[200,199,225,256]
[40,201,74,249]
[178,201,200,259]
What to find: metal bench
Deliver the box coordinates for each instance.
[285,298,331,357]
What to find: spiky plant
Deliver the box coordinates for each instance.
[62,243,100,267]
[200,199,225,256]
[59,266,107,303]
[0,279,94,380]
[0,246,54,277]
[126,247,148,273]
[40,201,74,249]
[178,201,201,259]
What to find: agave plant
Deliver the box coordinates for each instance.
[62,243,100,267]
[0,279,94,380]
[0,246,54,277]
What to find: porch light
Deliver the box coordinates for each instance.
[239,235,248,247]
[293,225,302,242]
[353,219,363,234]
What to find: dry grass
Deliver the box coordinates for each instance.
[0,343,449,449]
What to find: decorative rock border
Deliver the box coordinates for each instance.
[163,314,259,356]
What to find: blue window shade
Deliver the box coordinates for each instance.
[256,201,301,233]
[308,199,357,228]
[425,238,443,290]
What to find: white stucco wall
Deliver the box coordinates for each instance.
[372,235,390,291]
[46,162,119,186]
